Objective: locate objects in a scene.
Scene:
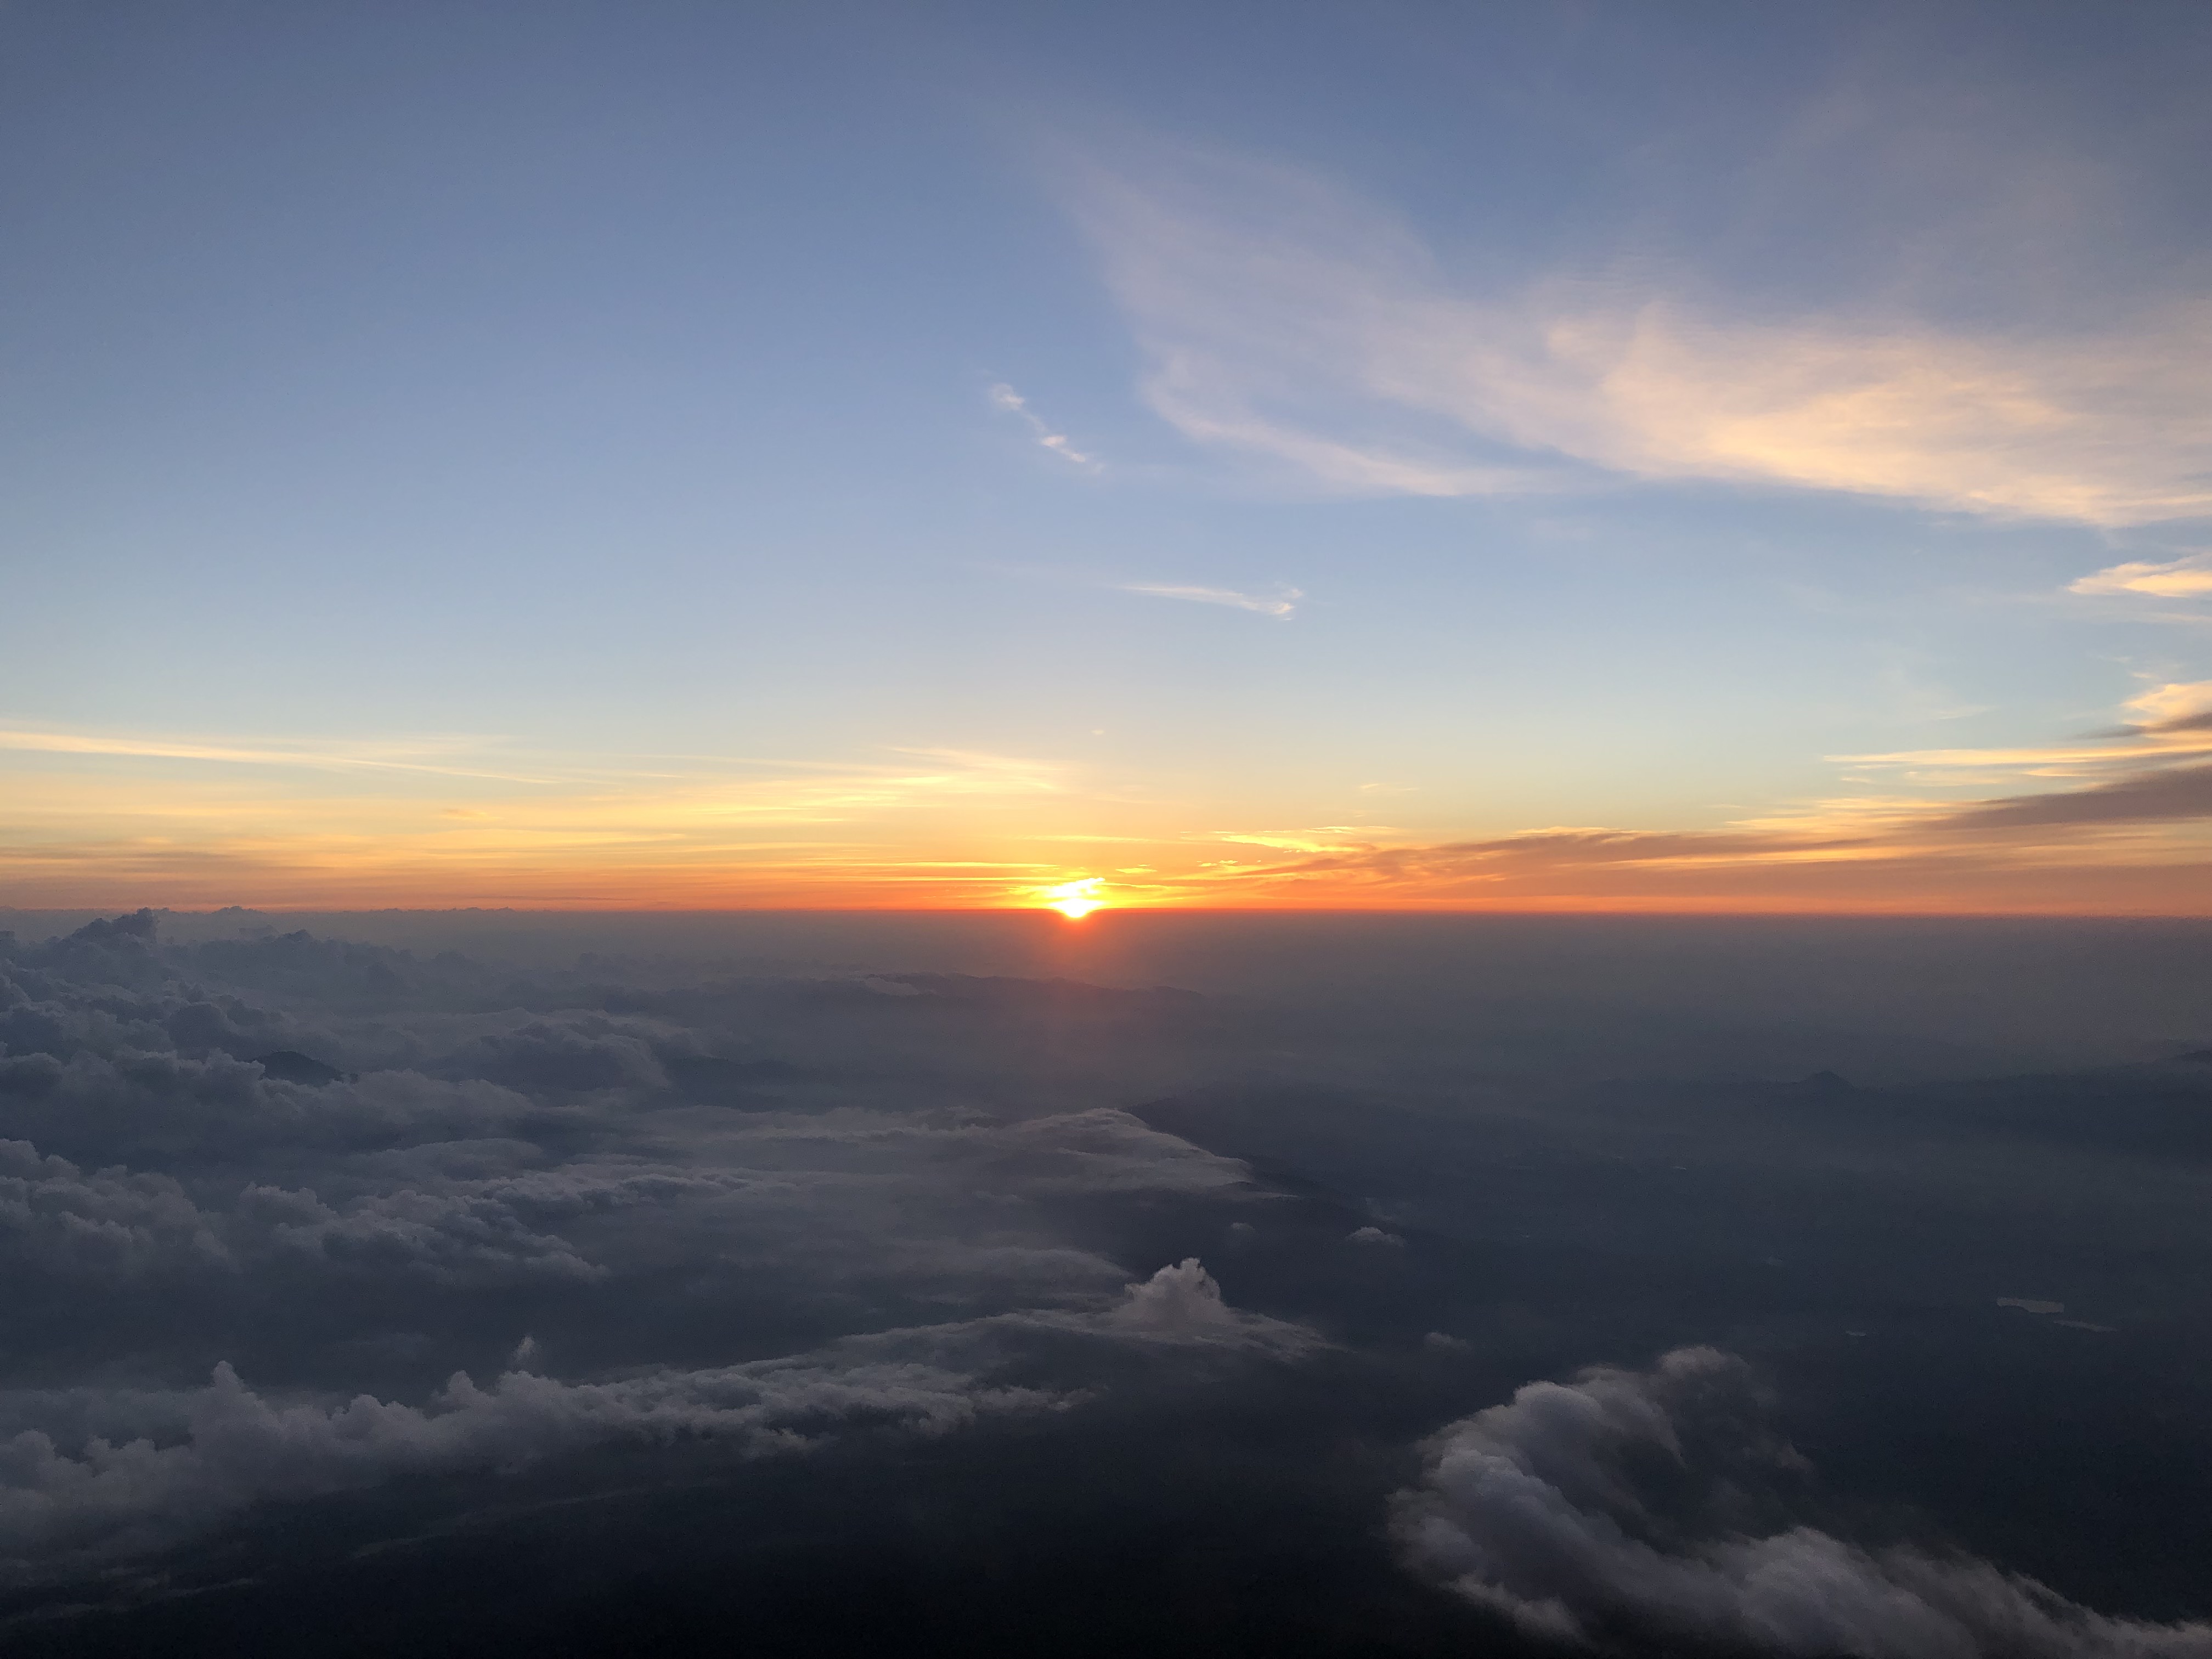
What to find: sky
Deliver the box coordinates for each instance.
[4,0,2211,912]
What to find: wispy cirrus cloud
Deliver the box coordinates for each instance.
[1120,582,1302,618]
[1064,145,2212,525]
[988,382,1098,469]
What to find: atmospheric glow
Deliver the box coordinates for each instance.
[1041,878,1107,919]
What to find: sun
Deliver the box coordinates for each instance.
[1040,877,1106,920]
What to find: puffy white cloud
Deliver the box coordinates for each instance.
[1346,1226,1406,1247]
[1089,1257,1322,1356]
[1393,1347,2212,1656]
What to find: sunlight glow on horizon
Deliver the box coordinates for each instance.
[1040,877,1107,919]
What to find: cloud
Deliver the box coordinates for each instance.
[1837,682,2212,780]
[0,1140,233,1280]
[1066,145,2212,524]
[1393,1346,2212,1655]
[1139,676,2212,910]
[1164,778,2212,911]
[1209,826,1382,853]
[0,1048,548,1165]
[0,916,1357,1599]
[1120,583,1302,618]
[1935,764,2212,830]
[237,1183,609,1286]
[2070,554,2212,599]
[0,1352,1060,1587]
[2122,680,2212,735]
[988,382,1098,469]
[0,727,550,784]
[0,1253,1314,1590]
[1,904,2205,1641]
[1091,1257,1321,1355]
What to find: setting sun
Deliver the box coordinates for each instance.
[1040,877,1105,919]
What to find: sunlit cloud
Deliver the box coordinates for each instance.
[1836,681,2212,780]
[0,727,553,784]
[2070,552,2212,597]
[1155,785,2212,913]
[1120,583,1302,618]
[988,382,1098,469]
[1065,145,2212,525]
[1208,826,1386,853]
[2121,680,2212,732]
[1130,681,2212,911]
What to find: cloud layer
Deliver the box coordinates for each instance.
[0,913,1327,1593]
[2,907,2208,1651]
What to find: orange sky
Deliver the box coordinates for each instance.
[3,715,2207,914]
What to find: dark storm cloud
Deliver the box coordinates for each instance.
[1395,1348,2212,1656]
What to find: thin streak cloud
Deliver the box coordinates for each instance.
[1121,583,1302,618]
[988,382,1098,469]
[1209,826,1383,852]
[1837,682,2212,779]
[0,728,555,785]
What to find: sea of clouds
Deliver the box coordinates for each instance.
[2,911,2205,1656]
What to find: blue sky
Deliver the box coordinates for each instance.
[3,1,2209,909]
